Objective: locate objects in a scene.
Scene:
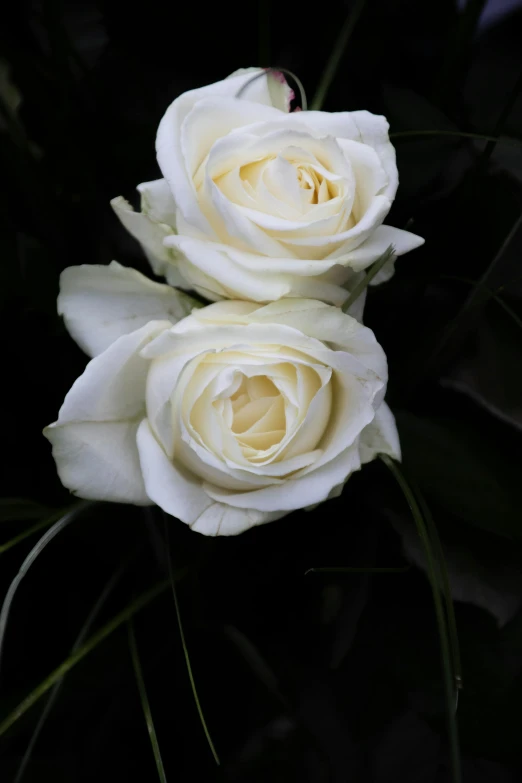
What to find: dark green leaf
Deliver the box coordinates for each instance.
[442,293,522,432]
[395,412,522,538]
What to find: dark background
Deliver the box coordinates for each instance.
[1,1,522,781]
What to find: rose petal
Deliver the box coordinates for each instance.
[44,419,149,505]
[58,262,197,357]
[156,71,285,234]
[203,443,362,511]
[359,402,401,462]
[43,321,170,504]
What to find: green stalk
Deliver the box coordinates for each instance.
[258,0,270,66]
[342,245,394,312]
[425,215,522,374]
[0,502,91,670]
[128,619,168,782]
[415,490,463,708]
[164,520,220,765]
[310,0,368,111]
[433,0,488,107]
[0,581,169,738]
[381,456,461,783]
[14,567,125,783]
[0,517,59,555]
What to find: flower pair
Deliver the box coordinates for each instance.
[45,68,423,535]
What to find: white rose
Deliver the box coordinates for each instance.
[112,68,423,308]
[44,264,400,536]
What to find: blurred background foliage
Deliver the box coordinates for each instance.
[0,0,522,780]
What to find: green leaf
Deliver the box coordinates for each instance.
[392,511,522,628]
[224,625,286,706]
[442,288,522,433]
[384,87,457,134]
[426,216,522,374]
[382,87,462,201]
[395,411,522,538]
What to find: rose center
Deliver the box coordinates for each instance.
[295,164,338,204]
[227,374,286,451]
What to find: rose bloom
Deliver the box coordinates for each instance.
[112,68,423,308]
[44,263,400,536]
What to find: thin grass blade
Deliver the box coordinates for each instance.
[442,275,522,332]
[380,455,461,783]
[258,0,270,65]
[425,215,522,374]
[0,499,54,523]
[415,490,463,709]
[342,245,395,313]
[0,516,64,555]
[478,65,522,170]
[164,519,220,766]
[0,501,91,672]
[433,0,488,107]
[14,566,125,783]
[0,580,168,738]
[305,566,411,575]
[224,625,285,705]
[128,618,167,783]
[311,0,368,110]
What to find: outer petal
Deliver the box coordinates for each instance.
[111,196,172,272]
[203,443,362,511]
[349,111,398,201]
[190,505,285,536]
[44,321,170,504]
[111,185,187,288]
[44,419,149,505]
[247,300,387,380]
[167,235,292,301]
[156,70,286,234]
[166,235,351,306]
[58,262,199,357]
[138,179,177,225]
[359,402,401,463]
[137,419,282,535]
[228,68,295,112]
[289,109,398,200]
[328,224,424,273]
